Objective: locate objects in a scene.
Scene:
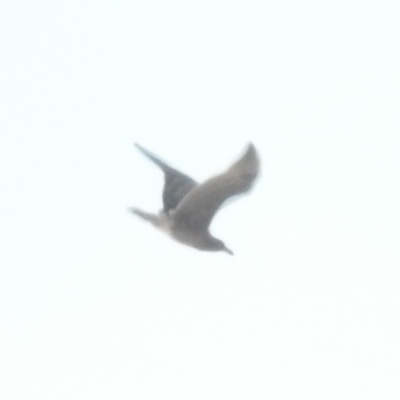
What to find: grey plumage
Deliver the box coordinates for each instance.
[129,143,260,255]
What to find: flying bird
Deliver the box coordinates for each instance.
[129,143,260,255]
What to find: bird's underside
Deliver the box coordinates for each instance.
[129,142,259,255]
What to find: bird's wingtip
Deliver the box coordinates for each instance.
[225,249,234,256]
[247,142,256,151]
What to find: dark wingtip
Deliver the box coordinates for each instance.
[134,142,143,151]
[246,142,256,153]
[241,142,258,165]
[224,247,234,256]
[134,143,154,159]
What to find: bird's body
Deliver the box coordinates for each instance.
[129,143,259,255]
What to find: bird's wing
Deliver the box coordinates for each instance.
[172,143,259,232]
[135,143,197,212]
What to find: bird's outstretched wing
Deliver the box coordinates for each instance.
[135,143,197,212]
[172,143,259,232]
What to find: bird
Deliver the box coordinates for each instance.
[129,142,260,255]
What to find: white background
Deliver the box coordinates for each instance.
[1,1,399,399]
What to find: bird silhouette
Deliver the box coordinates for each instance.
[129,143,260,255]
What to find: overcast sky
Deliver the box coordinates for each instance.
[1,1,399,399]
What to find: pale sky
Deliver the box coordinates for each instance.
[1,1,399,399]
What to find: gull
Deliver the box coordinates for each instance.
[129,142,259,255]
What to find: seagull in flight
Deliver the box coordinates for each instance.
[129,143,260,255]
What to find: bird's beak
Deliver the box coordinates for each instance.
[224,247,234,256]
